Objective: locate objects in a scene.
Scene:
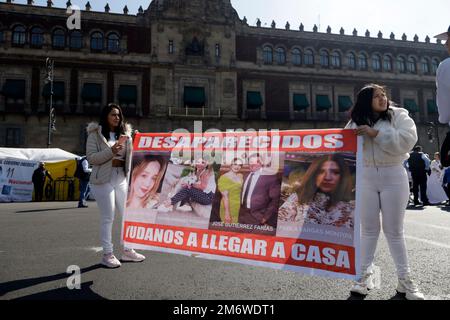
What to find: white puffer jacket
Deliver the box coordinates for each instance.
[345,106,418,167]
[86,122,133,185]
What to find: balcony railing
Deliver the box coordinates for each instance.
[168,106,221,118]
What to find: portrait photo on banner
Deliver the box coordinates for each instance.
[276,152,356,247]
[124,151,171,223]
[153,152,221,230]
[209,151,284,236]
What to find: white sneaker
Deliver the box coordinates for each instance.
[157,203,172,212]
[397,276,425,300]
[350,270,375,295]
[177,204,193,212]
[121,249,146,262]
[101,253,121,268]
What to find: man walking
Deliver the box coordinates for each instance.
[435,25,450,125]
[407,146,431,206]
[32,162,53,202]
[434,26,450,167]
[75,156,91,208]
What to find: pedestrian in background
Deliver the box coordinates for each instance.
[407,146,431,206]
[75,156,91,208]
[441,166,450,206]
[345,83,424,300]
[426,152,448,205]
[86,103,145,268]
[32,162,53,202]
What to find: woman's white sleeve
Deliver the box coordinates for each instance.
[373,110,418,155]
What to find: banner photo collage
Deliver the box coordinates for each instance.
[122,129,361,280]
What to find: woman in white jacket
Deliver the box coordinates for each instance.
[86,103,145,268]
[345,84,424,300]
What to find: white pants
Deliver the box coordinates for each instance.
[360,165,411,278]
[91,168,128,255]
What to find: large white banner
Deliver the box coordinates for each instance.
[0,158,39,202]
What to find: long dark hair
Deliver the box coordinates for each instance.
[98,103,126,139]
[350,83,393,127]
[296,154,353,209]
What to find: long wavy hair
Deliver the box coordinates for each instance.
[350,83,393,127]
[98,103,126,140]
[127,155,167,208]
[296,154,353,209]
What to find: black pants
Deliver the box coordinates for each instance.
[411,172,429,204]
[443,185,450,203]
[34,183,44,202]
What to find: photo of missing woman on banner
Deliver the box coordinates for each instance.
[209,152,284,236]
[124,152,170,223]
[276,153,356,245]
[155,155,220,229]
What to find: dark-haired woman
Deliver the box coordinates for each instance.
[345,84,424,299]
[86,103,145,268]
[278,154,354,228]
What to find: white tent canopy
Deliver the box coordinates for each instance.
[0,148,80,163]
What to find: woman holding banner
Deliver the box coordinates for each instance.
[126,155,168,209]
[278,154,354,228]
[86,103,145,268]
[345,84,424,300]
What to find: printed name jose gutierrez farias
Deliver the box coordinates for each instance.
[122,129,360,280]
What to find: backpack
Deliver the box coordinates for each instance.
[74,157,88,180]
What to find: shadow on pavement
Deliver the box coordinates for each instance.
[0,264,104,297]
[15,208,74,213]
[11,281,106,300]
[346,292,367,300]
[439,206,450,212]
[406,205,425,211]
[389,292,407,300]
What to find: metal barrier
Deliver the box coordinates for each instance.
[45,168,76,201]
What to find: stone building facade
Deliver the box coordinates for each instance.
[0,0,448,155]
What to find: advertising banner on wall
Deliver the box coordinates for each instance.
[0,158,39,202]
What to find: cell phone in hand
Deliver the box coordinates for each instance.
[118,135,127,145]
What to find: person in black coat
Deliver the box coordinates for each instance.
[32,162,53,202]
[407,146,431,206]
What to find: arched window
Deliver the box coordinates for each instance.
[421,58,430,74]
[291,48,301,65]
[347,52,356,69]
[91,32,104,51]
[12,25,26,45]
[320,50,329,67]
[52,29,66,48]
[263,46,273,64]
[372,54,381,71]
[432,58,439,74]
[397,57,406,73]
[407,57,416,73]
[383,55,392,72]
[304,49,314,65]
[107,33,120,53]
[69,31,83,49]
[275,47,286,64]
[30,27,43,48]
[331,51,341,68]
[358,53,368,70]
